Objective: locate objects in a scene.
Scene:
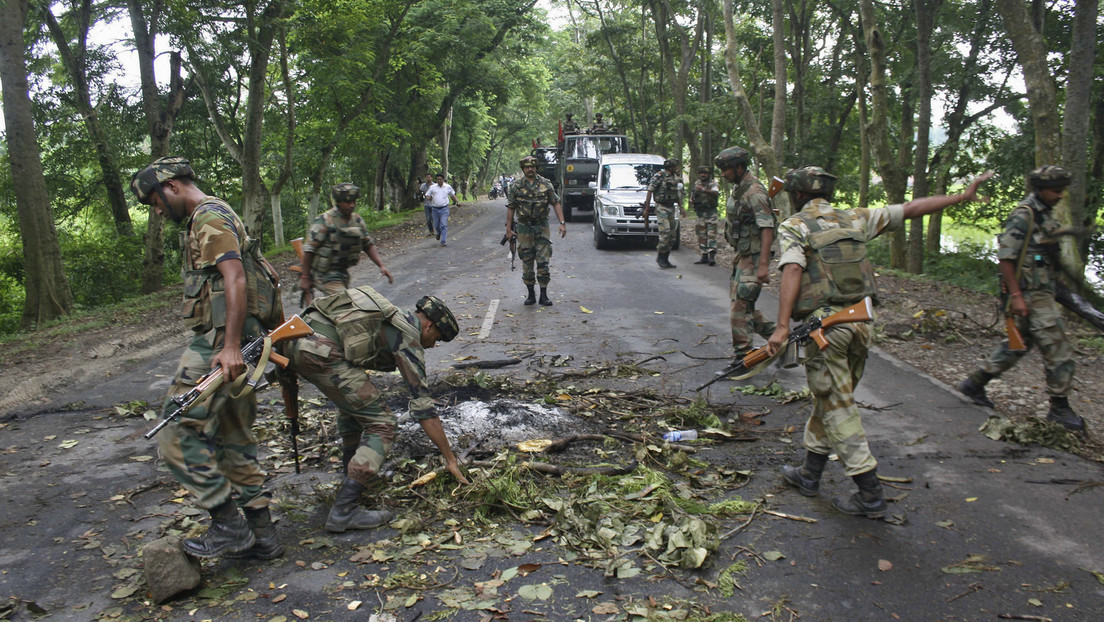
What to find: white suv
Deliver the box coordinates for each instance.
[591,153,680,250]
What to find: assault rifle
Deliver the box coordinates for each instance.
[695,297,874,392]
[500,223,517,271]
[1056,281,1104,333]
[144,315,314,440]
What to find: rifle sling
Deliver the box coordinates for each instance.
[1008,206,1035,313]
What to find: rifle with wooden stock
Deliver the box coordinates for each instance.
[500,222,517,271]
[695,297,875,392]
[144,315,314,441]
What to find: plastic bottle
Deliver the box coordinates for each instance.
[662,430,698,442]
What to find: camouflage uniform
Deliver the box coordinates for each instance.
[727,170,777,355]
[691,176,719,254]
[777,198,904,476]
[507,174,560,287]
[591,114,608,132]
[302,207,377,296]
[158,199,272,511]
[648,169,681,253]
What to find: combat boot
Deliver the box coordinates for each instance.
[694,253,710,265]
[832,470,888,519]
[708,250,716,266]
[656,252,676,269]
[539,287,552,306]
[781,451,829,497]
[1047,396,1086,432]
[957,372,995,408]
[182,500,255,559]
[325,477,395,533]
[524,285,536,306]
[224,507,284,560]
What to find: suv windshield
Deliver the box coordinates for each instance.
[601,163,661,190]
[565,135,629,160]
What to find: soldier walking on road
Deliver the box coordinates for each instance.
[642,158,683,269]
[957,166,1085,432]
[280,287,469,532]
[691,165,720,266]
[507,155,567,306]
[767,166,993,519]
[130,156,284,560]
[299,183,393,308]
[715,147,775,357]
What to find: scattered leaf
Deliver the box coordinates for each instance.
[592,602,619,614]
[878,559,893,572]
[579,306,593,314]
[58,440,79,449]
[965,497,978,503]
[517,439,553,453]
[348,600,362,610]
[292,609,310,619]
[575,590,601,598]
[409,472,437,487]
[517,583,553,600]
[272,594,287,603]
[762,551,785,561]
[110,585,139,599]
[1027,598,1043,607]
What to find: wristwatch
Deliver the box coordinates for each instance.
[559,220,566,226]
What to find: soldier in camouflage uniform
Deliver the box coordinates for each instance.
[957,166,1084,431]
[281,288,468,532]
[590,113,609,133]
[506,155,567,306]
[714,147,776,357]
[563,113,580,135]
[767,166,993,519]
[642,158,683,269]
[299,183,393,307]
[130,157,282,559]
[691,166,720,266]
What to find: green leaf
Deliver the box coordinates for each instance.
[762,550,785,561]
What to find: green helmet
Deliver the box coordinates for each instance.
[331,183,360,202]
[713,147,750,171]
[1027,165,1072,189]
[416,295,459,342]
[130,156,194,205]
[663,158,680,170]
[784,165,837,196]
[697,166,711,174]
[520,156,538,168]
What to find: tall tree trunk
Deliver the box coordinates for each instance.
[441,105,452,179]
[908,0,942,274]
[594,0,641,150]
[1059,0,1097,269]
[0,0,74,328]
[721,0,781,179]
[649,0,702,165]
[268,27,295,247]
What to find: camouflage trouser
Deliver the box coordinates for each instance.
[517,220,553,286]
[730,252,775,355]
[317,273,350,297]
[981,290,1075,396]
[802,320,877,477]
[283,324,396,485]
[157,323,270,511]
[694,207,718,253]
[655,203,678,253]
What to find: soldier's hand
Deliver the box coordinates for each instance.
[559,223,567,238]
[766,326,790,356]
[213,347,246,381]
[380,266,394,284]
[962,171,995,203]
[446,458,471,485]
[1010,293,1029,318]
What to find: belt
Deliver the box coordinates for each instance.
[432,205,449,209]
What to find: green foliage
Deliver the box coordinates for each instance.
[867,237,1000,295]
[665,399,723,430]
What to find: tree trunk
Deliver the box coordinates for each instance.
[649,0,702,165]
[0,0,74,328]
[721,0,781,178]
[441,105,453,180]
[1058,0,1097,270]
[267,27,295,247]
[908,0,942,274]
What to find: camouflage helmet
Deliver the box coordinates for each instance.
[595,112,604,119]
[520,155,539,168]
[416,295,459,342]
[331,183,360,202]
[713,146,750,170]
[697,165,711,174]
[784,166,837,196]
[1027,165,1072,189]
[663,158,680,170]
[130,156,194,205]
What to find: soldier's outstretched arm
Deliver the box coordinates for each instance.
[902,171,994,219]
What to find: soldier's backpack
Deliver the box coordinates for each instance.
[790,208,878,319]
[311,286,420,370]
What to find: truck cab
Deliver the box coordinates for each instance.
[556,133,630,220]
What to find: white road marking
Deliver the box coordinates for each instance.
[478,299,500,340]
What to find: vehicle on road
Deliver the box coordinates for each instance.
[557,132,631,221]
[591,153,680,250]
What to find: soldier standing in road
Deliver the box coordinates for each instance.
[281,287,469,532]
[130,156,283,560]
[299,183,393,308]
[715,147,776,359]
[691,165,720,266]
[957,166,1085,432]
[642,158,683,269]
[767,167,993,519]
[506,155,567,306]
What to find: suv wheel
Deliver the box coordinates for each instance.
[593,219,611,250]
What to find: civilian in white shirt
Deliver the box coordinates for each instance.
[425,173,459,246]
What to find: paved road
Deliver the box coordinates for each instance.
[1,198,1101,620]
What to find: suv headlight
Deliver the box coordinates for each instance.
[598,201,619,217]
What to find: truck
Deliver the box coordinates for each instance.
[554,132,631,221]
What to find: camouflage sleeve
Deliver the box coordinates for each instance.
[301,214,329,255]
[191,203,243,268]
[776,216,808,269]
[856,204,905,241]
[506,182,518,210]
[383,314,435,420]
[747,185,775,229]
[996,207,1032,262]
[648,172,662,192]
[544,180,561,204]
[709,180,719,194]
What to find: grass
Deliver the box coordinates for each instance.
[866,237,1001,295]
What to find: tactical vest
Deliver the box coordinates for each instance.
[512,176,554,223]
[180,198,283,333]
[691,181,718,211]
[1009,200,1059,291]
[790,208,878,319]
[724,181,760,253]
[312,210,366,274]
[653,171,680,204]
[311,286,420,370]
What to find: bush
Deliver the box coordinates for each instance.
[59,230,147,309]
[867,238,1000,295]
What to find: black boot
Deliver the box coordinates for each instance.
[957,372,995,408]
[1047,396,1086,432]
[524,285,536,306]
[539,287,552,306]
[708,250,716,266]
[224,507,284,560]
[325,477,395,533]
[182,500,255,559]
[781,451,829,497]
[832,470,888,519]
[694,252,710,264]
[657,252,675,269]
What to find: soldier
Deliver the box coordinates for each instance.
[641,158,683,269]
[281,287,469,532]
[563,113,579,135]
[591,113,608,133]
[714,147,775,357]
[506,155,567,306]
[130,156,284,559]
[767,166,993,519]
[691,165,720,266]
[299,183,393,307]
[957,166,1084,432]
